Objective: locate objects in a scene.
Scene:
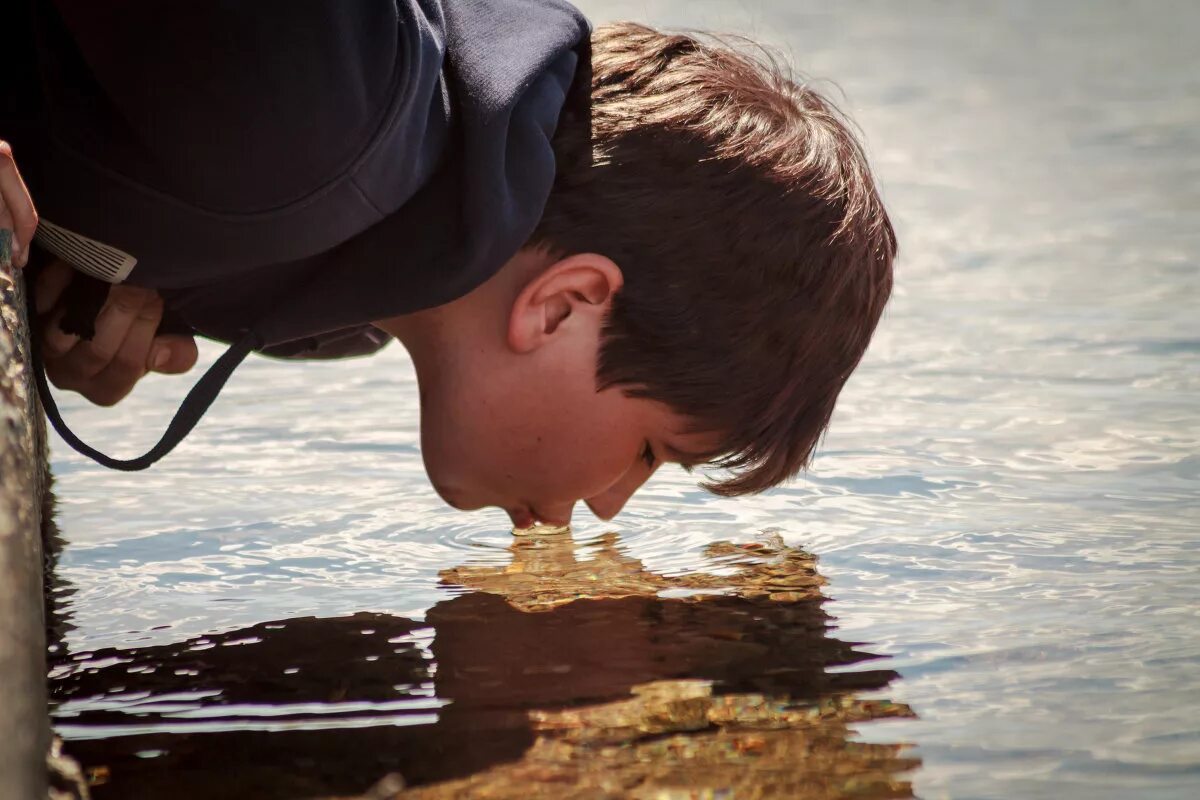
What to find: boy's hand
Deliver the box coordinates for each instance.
[0,139,196,406]
[36,260,198,407]
[0,139,37,269]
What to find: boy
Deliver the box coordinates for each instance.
[0,1,895,529]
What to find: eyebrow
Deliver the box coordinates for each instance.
[659,441,707,471]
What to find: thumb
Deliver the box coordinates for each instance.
[148,334,199,374]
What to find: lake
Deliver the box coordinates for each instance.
[44,1,1199,798]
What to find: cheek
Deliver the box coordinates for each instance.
[540,446,626,501]
[417,364,640,505]
[420,385,556,494]
[416,404,463,488]
[418,392,503,482]
[526,400,640,500]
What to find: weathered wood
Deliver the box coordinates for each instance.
[0,233,51,800]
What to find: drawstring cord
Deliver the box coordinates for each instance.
[24,270,260,471]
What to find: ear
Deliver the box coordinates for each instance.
[507,253,623,354]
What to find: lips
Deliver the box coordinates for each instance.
[506,504,573,529]
[527,505,572,527]
[506,507,536,529]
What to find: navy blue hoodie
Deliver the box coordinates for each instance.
[3,0,591,468]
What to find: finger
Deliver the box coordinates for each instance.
[42,306,81,359]
[88,295,163,406]
[34,259,76,314]
[55,284,154,381]
[148,333,199,375]
[0,140,39,268]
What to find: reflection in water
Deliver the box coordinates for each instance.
[50,531,917,799]
[41,481,76,661]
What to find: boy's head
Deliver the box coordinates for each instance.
[376,23,895,528]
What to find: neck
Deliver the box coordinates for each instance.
[373,302,459,386]
[372,246,552,375]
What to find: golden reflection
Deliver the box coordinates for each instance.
[50,532,917,800]
[510,522,574,538]
[369,532,917,799]
[443,529,826,610]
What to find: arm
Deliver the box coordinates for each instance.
[2,141,197,406]
[7,2,410,402]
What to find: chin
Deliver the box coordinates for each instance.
[429,481,483,511]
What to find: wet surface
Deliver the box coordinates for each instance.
[43,1,1200,798]
[49,532,915,799]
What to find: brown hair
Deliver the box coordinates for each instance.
[531,22,896,495]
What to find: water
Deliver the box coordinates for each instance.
[43,1,1199,798]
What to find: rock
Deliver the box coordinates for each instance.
[0,239,53,800]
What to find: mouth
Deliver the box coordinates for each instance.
[527,505,572,528]
[505,504,572,530]
[505,506,536,529]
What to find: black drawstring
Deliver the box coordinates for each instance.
[24,270,260,471]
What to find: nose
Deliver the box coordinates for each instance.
[584,484,636,522]
[586,461,659,521]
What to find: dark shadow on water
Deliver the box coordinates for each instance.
[41,478,76,664]
[47,529,919,799]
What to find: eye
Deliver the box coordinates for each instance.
[640,441,656,468]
